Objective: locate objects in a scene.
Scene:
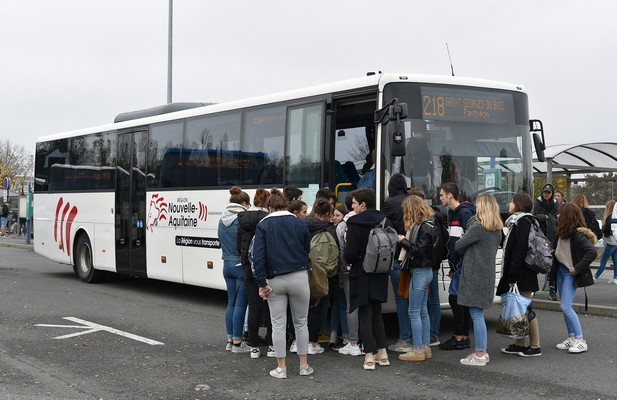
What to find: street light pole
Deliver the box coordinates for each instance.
[167,0,173,104]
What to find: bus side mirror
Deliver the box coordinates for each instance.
[530,119,546,162]
[375,99,408,157]
[388,120,406,157]
[388,102,407,157]
[532,133,545,162]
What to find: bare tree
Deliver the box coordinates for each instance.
[0,139,33,194]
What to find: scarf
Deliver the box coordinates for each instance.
[501,212,533,271]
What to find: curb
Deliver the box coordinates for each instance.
[0,242,34,251]
[533,299,617,318]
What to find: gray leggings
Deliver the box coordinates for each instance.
[343,273,359,342]
[267,270,310,357]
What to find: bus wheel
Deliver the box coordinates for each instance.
[74,235,104,283]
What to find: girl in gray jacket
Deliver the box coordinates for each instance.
[455,194,503,366]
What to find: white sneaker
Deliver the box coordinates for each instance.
[308,343,324,354]
[338,342,362,356]
[225,342,233,351]
[347,344,363,356]
[266,347,276,358]
[289,340,297,353]
[568,340,588,354]
[269,367,287,379]
[460,352,488,366]
[338,342,352,355]
[609,278,617,284]
[556,337,577,350]
[250,348,260,359]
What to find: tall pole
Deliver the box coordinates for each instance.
[167,0,173,104]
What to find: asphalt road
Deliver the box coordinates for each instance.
[1,245,616,400]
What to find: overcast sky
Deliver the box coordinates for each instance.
[2,0,615,155]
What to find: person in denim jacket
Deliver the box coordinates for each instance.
[253,189,313,378]
[218,186,250,353]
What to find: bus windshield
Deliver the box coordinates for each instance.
[382,82,531,215]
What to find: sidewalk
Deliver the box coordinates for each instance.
[1,235,615,317]
[0,233,34,250]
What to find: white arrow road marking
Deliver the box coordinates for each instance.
[35,317,164,345]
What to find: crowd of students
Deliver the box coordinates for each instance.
[219,179,604,378]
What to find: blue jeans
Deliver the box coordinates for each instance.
[390,260,411,341]
[468,306,487,352]
[428,271,441,340]
[408,267,432,348]
[556,263,583,338]
[597,244,617,279]
[223,259,248,340]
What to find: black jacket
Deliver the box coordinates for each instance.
[237,209,269,280]
[344,209,391,312]
[581,207,602,241]
[399,219,437,269]
[497,215,539,296]
[381,173,408,258]
[305,216,339,244]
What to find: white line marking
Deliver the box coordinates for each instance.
[35,317,164,345]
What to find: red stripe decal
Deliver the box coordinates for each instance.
[60,203,71,251]
[65,206,79,257]
[54,198,64,242]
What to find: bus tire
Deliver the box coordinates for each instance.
[74,234,105,283]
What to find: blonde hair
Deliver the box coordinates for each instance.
[604,200,615,222]
[571,193,589,209]
[475,194,503,232]
[402,195,435,231]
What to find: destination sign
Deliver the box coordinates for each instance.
[421,87,514,124]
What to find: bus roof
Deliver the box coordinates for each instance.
[36,72,526,144]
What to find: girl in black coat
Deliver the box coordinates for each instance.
[344,188,391,370]
[498,192,543,357]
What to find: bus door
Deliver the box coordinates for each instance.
[115,130,148,277]
[330,95,377,204]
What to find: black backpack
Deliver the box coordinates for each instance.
[430,213,449,271]
[1,204,8,218]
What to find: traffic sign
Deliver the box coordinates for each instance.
[2,177,9,190]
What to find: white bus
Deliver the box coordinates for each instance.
[34,72,546,307]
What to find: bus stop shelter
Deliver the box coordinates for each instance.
[533,143,617,193]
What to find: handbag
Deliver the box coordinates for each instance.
[496,284,532,339]
[397,267,411,300]
[308,262,329,300]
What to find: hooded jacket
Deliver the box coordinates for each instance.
[305,216,339,244]
[381,173,408,235]
[381,173,408,259]
[533,183,559,242]
[217,203,247,261]
[550,227,598,288]
[446,201,476,271]
[344,209,391,312]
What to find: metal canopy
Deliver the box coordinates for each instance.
[533,142,617,177]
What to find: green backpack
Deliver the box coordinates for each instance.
[309,231,340,278]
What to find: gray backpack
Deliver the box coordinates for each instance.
[362,218,398,274]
